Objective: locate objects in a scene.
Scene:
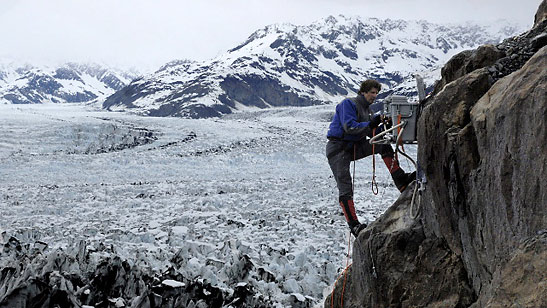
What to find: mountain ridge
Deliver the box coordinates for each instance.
[0,62,140,105]
[102,15,525,118]
[0,16,526,118]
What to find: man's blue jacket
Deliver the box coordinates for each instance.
[327,94,376,142]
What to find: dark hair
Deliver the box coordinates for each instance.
[359,80,381,94]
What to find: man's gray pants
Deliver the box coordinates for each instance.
[326,139,394,199]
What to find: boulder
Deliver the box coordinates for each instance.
[465,45,546,306]
[433,45,504,95]
[418,39,546,308]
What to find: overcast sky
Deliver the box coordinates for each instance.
[0,0,541,71]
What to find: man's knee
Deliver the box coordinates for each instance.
[335,173,353,197]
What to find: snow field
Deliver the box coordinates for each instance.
[0,103,416,306]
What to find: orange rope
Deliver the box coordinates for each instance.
[397,114,403,157]
[331,231,353,308]
[340,232,352,306]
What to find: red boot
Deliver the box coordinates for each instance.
[391,169,417,192]
[339,197,367,236]
[383,156,415,192]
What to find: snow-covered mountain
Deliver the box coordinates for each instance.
[0,62,139,104]
[103,16,525,118]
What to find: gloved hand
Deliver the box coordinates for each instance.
[384,116,393,129]
[368,114,382,128]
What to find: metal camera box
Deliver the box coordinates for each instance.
[384,95,419,143]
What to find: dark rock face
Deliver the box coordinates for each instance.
[433,18,547,96]
[433,45,504,94]
[484,233,547,307]
[418,46,546,307]
[326,186,476,308]
[219,74,323,108]
[463,45,546,307]
[325,4,546,307]
[103,78,154,110]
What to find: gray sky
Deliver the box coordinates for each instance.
[0,0,541,71]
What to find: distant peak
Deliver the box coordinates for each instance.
[256,23,298,36]
[157,59,197,72]
[324,15,338,24]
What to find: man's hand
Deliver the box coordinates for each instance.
[383,116,393,129]
[369,114,382,128]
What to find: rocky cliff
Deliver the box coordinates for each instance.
[326,2,546,307]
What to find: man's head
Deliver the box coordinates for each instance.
[359,80,381,104]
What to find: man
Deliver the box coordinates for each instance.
[326,80,415,237]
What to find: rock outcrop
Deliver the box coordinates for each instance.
[327,185,476,308]
[326,1,546,307]
[536,0,547,26]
